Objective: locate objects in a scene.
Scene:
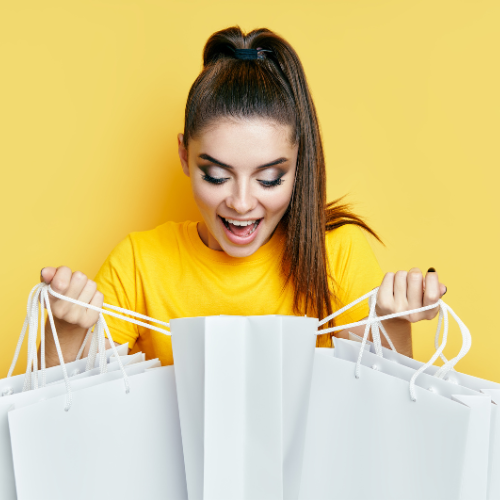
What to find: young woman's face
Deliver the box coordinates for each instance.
[178,118,298,258]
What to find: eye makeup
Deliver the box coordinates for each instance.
[198,163,287,187]
[201,172,228,185]
[199,165,229,185]
[258,175,284,188]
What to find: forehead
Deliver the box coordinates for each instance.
[190,118,297,166]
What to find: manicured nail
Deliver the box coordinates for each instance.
[427,267,436,273]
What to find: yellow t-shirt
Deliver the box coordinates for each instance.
[94,220,384,365]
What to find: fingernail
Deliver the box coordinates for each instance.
[442,286,447,296]
[427,267,436,273]
[40,268,45,281]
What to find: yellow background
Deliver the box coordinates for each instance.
[1,1,499,383]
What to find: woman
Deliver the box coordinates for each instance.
[39,26,446,367]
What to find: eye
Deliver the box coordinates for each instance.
[258,177,284,189]
[202,173,229,185]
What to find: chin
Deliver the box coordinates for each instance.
[220,240,261,258]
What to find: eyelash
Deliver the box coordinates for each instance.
[259,178,283,188]
[202,174,284,188]
[202,174,227,185]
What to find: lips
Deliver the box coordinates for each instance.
[221,217,260,237]
[218,215,263,244]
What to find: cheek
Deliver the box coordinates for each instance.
[261,187,293,216]
[191,180,224,212]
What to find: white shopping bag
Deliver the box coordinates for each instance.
[299,289,491,500]
[335,338,491,500]
[7,284,187,500]
[170,315,318,500]
[0,284,135,500]
[8,365,187,500]
[348,331,500,500]
[299,348,490,500]
[0,358,160,500]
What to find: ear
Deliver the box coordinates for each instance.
[178,133,190,177]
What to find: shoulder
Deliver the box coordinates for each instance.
[105,221,196,264]
[325,223,382,280]
[126,220,195,252]
[325,223,373,255]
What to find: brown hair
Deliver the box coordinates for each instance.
[183,26,382,335]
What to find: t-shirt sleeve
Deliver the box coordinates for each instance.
[326,224,384,327]
[93,234,139,349]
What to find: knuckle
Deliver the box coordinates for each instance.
[65,311,81,326]
[86,280,97,293]
[428,309,438,319]
[82,314,98,329]
[408,313,420,323]
[395,270,408,280]
[377,298,392,313]
[50,298,70,317]
[408,271,423,282]
[72,271,87,284]
[50,302,65,320]
[94,291,104,304]
[52,277,69,292]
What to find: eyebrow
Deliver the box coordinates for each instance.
[198,153,289,170]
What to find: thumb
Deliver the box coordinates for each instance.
[40,267,57,284]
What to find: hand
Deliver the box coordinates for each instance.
[375,268,447,323]
[40,266,104,329]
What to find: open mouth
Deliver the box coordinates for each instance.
[219,216,262,238]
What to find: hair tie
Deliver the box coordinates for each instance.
[233,48,272,60]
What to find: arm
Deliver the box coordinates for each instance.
[42,318,120,367]
[335,318,412,357]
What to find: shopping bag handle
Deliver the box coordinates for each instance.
[47,285,171,334]
[7,284,133,411]
[317,287,472,401]
[41,285,131,411]
[323,291,472,383]
[9,282,172,389]
[8,284,112,392]
[12,283,172,373]
[360,294,457,371]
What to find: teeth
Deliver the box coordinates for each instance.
[225,218,258,227]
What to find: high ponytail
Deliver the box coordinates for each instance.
[183,26,382,335]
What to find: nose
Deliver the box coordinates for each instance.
[226,179,257,215]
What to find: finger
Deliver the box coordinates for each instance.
[81,290,104,329]
[61,271,91,324]
[423,267,435,292]
[51,266,73,294]
[407,267,423,321]
[70,279,98,326]
[78,279,98,305]
[65,271,89,300]
[423,268,441,319]
[40,267,57,284]
[48,266,74,319]
[393,270,408,310]
[376,272,395,314]
[52,268,87,320]
[440,283,447,296]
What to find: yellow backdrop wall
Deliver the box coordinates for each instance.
[1,0,499,383]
